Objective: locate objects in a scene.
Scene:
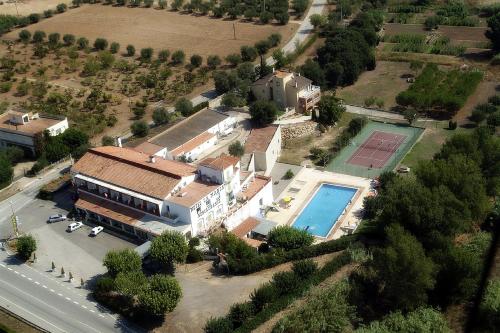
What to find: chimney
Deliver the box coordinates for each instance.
[295,81,298,88]
[149,155,156,163]
[117,137,122,148]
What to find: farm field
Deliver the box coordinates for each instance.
[383,23,489,45]
[0,0,72,16]
[336,61,413,111]
[3,5,298,58]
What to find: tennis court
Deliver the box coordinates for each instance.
[327,122,424,178]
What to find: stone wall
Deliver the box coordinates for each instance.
[281,121,317,141]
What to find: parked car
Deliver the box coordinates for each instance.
[90,226,104,236]
[67,222,83,232]
[47,214,67,223]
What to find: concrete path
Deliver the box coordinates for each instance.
[345,104,405,121]
[274,115,312,124]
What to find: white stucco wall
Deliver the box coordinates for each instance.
[46,118,69,136]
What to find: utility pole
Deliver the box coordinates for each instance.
[233,23,236,40]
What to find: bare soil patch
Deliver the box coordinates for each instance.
[383,23,489,43]
[0,0,72,16]
[0,307,42,333]
[4,5,298,58]
[337,61,412,111]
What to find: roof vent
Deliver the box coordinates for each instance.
[149,155,156,163]
[178,192,187,197]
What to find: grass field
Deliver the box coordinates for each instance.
[337,61,413,111]
[4,5,298,58]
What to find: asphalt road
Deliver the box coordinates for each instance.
[0,250,137,333]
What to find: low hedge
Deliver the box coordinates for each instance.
[227,234,357,275]
[212,252,353,333]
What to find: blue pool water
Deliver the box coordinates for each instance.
[292,184,357,237]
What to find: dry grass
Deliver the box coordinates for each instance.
[383,23,489,44]
[337,61,413,111]
[4,5,298,58]
[0,0,72,16]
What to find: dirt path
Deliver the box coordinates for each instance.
[253,262,359,333]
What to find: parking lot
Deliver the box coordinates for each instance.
[0,190,134,282]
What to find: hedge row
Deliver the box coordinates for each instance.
[227,234,357,275]
[206,252,352,333]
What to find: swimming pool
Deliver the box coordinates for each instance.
[292,184,357,237]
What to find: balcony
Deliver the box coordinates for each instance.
[75,182,160,217]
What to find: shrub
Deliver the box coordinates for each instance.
[138,274,182,316]
[272,271,301,295]
[48,32,60,46]
[186,247,204,263]
[207,55,221,69]
[479,279,500,330]
[94,276,116,294]
[32,30,46,43]
[103,248,142,277]
[292,259,318,279]
[175,97,194,117]
[130,120,149,137]
[140,47,153,62]
[249,100,279,127]
[171,50,185,65]
[158,49,170,62]
[250,283,279,311]
[228,141,245,157]
[152,107,170,125]
[228,302,255,327]
[101,135,115,146]
[150,231,189,268]
[204,317,233,333]
[225,53,242,67]
[126,44,135,57]
[77,37,89,50]
[94,38,108,50]
[63,34,75,46]
[267,226,314,251]
[240,45,258,62]
[16,235,37,260]
[28,13,40,24]
[283,169,294,180]
[190,54,203,68]
[44,9,54,18]
[0,82,12,93]
[268,33,282,47]
[19,29,31,43]
[110,42,120,54]
[56,3,68,13]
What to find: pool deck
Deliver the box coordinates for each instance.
[266,167,372,240]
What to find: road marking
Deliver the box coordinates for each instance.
[58,293,63,297]
[99,314,105,318]
[0,279,65,315]
[0,294,65,333]
[50,289,55,292]
[14,270,19,274]
[65,297,71,301]
[27,277,32,281]
[81,305,87,309]
[89,310,95,313]
[21,274,25,278]
[34,281,40,285]
[0,263,5,267]
[7,267,12,271]
[73,301,79,305]
[42,285,47,289]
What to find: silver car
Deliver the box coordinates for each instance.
[47,214,67,223]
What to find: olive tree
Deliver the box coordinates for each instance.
[150,231,188,269]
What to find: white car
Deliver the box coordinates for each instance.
[67,222,83,232]
[90,226,104,236]
[47,214,67,223]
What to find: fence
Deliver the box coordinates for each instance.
[326,121,424,178]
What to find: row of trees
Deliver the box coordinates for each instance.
[300,10,383,88]
[0,3,67,35]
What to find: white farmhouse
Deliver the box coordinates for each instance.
[243,125,281,174]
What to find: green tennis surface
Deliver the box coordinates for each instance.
[326,121,424,178]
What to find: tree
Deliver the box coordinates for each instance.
[254,40,271,56]
[207,55,221,69]
[226,53,242,67]
[171,0,184,10]
[299,59,326,87]
[228,141,245,157]
[28,13,41,24]
[77,37,89,50]
[175,97,194,117]
[424,15,440,30]
[250,100,279,127]
[403,109,418,125]
[131,121,149,137]
[171,50,185,65]
[32,30,46,44]
[140,47,154,62]
[63,34,75,46]
[56,3,68,13]
[45,139,70,163]
[110,42,120,54]
[268,33,282,47]
[138,274,182,316]
[94,38,108,51]
[103,248,142,278]
[115,271,148,298]
[19,30,31,44]
[316,95,345,126]
[60,128,89,150]
[357,308,451,333]
[240,45,258,62]
[236,62,256,81]
[150,231,189,268]
[48,33,60,47]
[16,235,37,260]
[479,279,500,330]
[158,49,170,63]
[309,14,326,30]
[126,44,136,57]
[97,51,115,69]
[292,0,308,15]
[101,136,115,146]
[370,224,436,313]
[190,54,203,68]
[152,107,171,125]
[267,225,314,251]
[158,0,168,9]
[0,157,13,189]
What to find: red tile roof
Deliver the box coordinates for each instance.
[245,125,279,153]
[231,217,260,238]
[167,180,222,208]
[132,142,164,155]
[199,153,239,171]
[72,147,196,199]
